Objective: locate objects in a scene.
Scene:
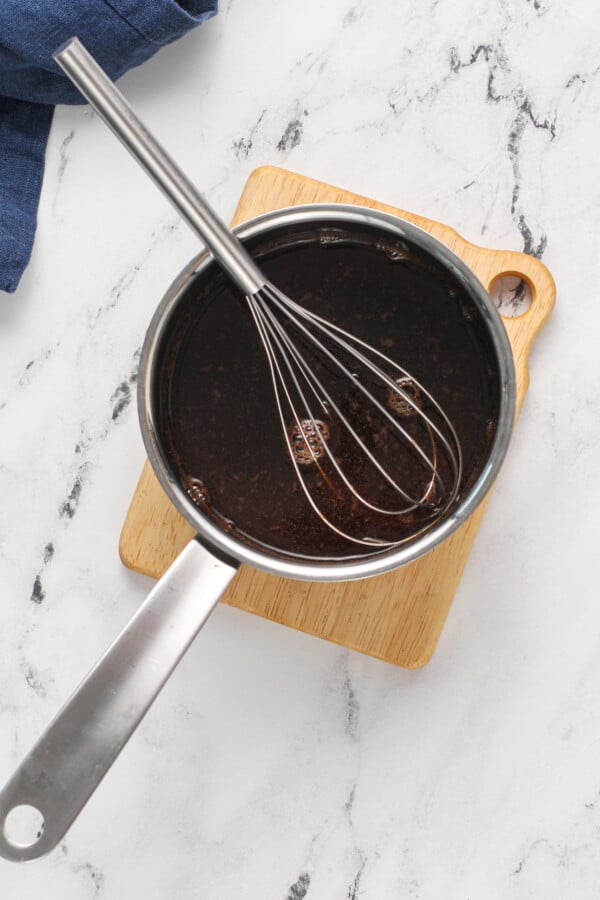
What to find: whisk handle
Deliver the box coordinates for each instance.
[54,38,266,296]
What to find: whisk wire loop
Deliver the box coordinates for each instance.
[253,293,435,513]
[265,284,463,492]
[246,281,464,548]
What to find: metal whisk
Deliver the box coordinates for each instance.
[55,39,462,548]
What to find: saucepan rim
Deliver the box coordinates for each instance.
[138,203,516,582]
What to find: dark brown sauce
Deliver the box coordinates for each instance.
[154,222,501,562]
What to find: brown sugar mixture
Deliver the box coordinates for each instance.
[153,222,501,562]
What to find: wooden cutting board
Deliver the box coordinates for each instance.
[119,166,555,668]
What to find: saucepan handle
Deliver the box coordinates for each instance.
[0,539,237,862]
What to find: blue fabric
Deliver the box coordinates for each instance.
[0,0,217,293]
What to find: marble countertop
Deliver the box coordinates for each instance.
[1,0,599,896]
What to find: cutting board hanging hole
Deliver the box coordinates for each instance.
[489,273,533,318]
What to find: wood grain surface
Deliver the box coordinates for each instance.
[119,166,555,668]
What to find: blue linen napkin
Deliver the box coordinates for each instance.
[0,0,218,293]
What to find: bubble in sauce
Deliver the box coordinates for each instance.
[184,477,210,506]
[287,418,330,465]
[388,377,422,416]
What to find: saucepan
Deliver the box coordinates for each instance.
[0,46,516,862]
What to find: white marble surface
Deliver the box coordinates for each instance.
[1,0,599,895]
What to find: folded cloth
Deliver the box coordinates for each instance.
[0,0,218,293]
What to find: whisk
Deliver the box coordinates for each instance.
[55,39,462,548]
